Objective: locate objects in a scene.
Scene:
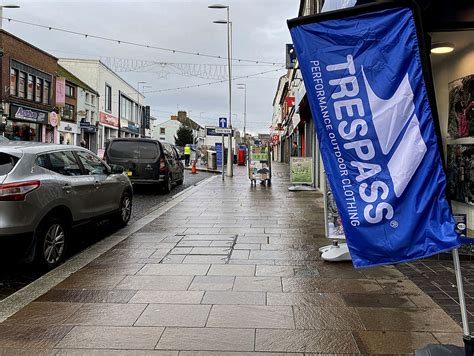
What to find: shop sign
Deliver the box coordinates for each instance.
[285,96,295,108]
[120,119,128,129]
[56,77,66,107]
[99,112,119,128]
[290,157,313,185]
[10,104,48,124]
[49,112,59,127]
[206,126,232,136]
[272,134,279,143]
[128,122,140,134]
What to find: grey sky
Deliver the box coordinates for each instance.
[3,0,296,133]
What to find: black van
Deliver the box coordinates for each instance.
[105,138,184,193]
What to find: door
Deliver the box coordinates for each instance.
[75,150,120,215]
[137,141,161,181]
[44,150,95,221]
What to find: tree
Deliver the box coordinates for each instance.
[175,125,194,146]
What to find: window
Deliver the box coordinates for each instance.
[18,72,26,98]
[85,109,89,120]
[108,141,139,159]
[91,95,95,105]
[62,103,75,122]
[65,84,75,98]
[120,95,134,121]
[43,81,50,104]
[10,68,18,96]
[91,111,95,121]
[0,153,18,176]
[46,151,82,176]
[105,84,112,112]
[85,92,89,103]
[139,142,159,159]
[35,78,43,103]
[27,74,34,100]
[160,128,166,134]
[76,150,107,175]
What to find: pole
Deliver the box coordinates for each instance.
[243,84,247,144]
[452,248,474,355]
[222,134,225,181]
[226,8,233,177]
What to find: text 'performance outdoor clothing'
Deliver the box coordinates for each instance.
[288,3,460,268]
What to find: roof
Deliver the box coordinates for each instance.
[57,65,99,95]
[0,30,58,61]
[0,141,86,155]
[177,116,203,130]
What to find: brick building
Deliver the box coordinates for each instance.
[0,30,58,142]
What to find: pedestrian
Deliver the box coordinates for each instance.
[184,144,191,166]
[291,141,298,157]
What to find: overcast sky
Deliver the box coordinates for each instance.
[3,0,296,134]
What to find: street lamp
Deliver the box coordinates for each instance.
[209,4,233,177]
[0,4,20,30]
[237,83,246,145]
[136,81,147,137]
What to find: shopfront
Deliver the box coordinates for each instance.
[58,121,79,145]
[80,120,97,152]
[99,112,119,152]
[4,104,49,142]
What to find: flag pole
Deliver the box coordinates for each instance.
[452,248,474,355]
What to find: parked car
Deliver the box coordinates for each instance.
[105,138,184,193]
[0,142,133,269]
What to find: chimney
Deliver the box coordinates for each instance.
[177,111,187,121]
[170,115,177,120]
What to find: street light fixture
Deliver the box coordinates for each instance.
[237,83,246,145]
[209,3,233,177]
[0,4,20,30]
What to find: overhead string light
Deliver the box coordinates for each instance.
[143,68,285,94]
[2,17,284,66]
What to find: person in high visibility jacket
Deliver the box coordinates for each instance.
[184,144,191,166]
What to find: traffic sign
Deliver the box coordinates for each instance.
[215,128,232,134]
[218,117,227,128]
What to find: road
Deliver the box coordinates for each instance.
[0,170,214,301]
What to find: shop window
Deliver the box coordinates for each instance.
[27,74,34,100]
[43,81,50,104]
[35,78,43,103]
[10,68,18,96]
[65,84,75,98]
[105,84,112,112]
[62,103,75,122]
[4,121,38,142]
[18,72,26,98]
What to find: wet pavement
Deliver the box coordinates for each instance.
[0,163,465,354]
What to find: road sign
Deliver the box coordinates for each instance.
[218,117,227,128]
[215,128,232,134]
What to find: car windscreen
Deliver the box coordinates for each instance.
[108,141,139,160]
[139,141,161,160]
[0,153,18,176]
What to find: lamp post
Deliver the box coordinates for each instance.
[209,4,233,177]
[136,81,147,137]
[0,4,20,30]
[237,83,246,145]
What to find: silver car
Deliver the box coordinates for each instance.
[0,142,133,269]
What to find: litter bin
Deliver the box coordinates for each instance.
[207,150,217,170]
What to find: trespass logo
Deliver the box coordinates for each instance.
[311,54,427,226]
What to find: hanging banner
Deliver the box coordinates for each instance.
[288,2,460,268]
[55,77,66,107]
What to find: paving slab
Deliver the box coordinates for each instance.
[0,163,465,354]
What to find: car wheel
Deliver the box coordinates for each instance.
[35,217,68,269]
[113,191,132,227]
[176,176,184,186]
[163,174,172,193]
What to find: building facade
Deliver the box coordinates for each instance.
[58,59,145,154]
[57,65,99,152]
[0,30,57,142]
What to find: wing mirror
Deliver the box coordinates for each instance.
[110,164,125,174]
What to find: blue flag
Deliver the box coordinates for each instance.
[288,4,460,268]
